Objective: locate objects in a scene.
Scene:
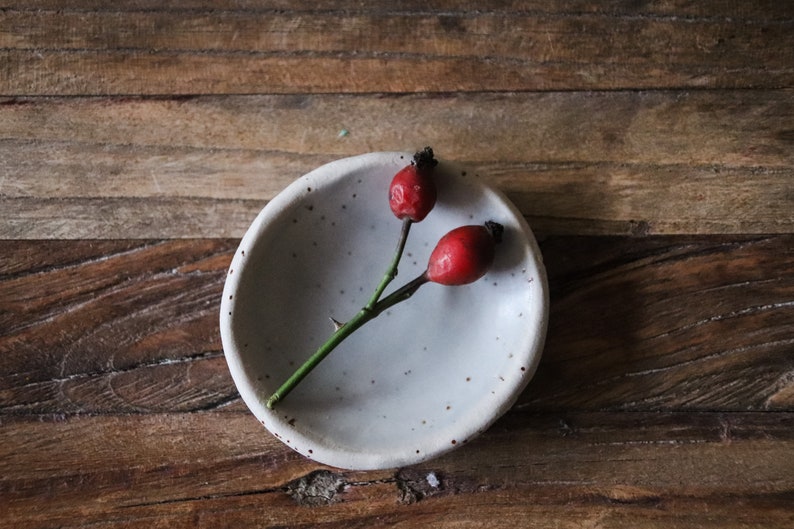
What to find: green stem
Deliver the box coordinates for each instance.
[369,272,429,315]
[366,218,412,311]
[265,272,429,409]
[265,218,416,410]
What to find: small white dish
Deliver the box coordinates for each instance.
[220,151,548,470]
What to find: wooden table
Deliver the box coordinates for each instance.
[2,2,793,527]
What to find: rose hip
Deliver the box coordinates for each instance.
[426,221,504,286]
[389,147,438,222]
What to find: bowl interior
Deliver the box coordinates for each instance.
[221,152,547,470]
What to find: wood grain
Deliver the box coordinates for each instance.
[2,3,792,95]
[2,236,792,415]
[1,411,791,528]
[0,239,236,408]
[6,0,794,17]
[2,90,793,238]
[523,235,794,412]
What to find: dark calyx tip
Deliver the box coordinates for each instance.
[484,220,504,244]
[412,146,438,173]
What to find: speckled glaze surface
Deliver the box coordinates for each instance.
[220,152,548,470]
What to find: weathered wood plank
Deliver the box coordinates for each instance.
[5,0,794,18]
[2,236,792,415]
[1,411,791,528]
[522,235,794,412]
[5,92,793,168]
[2,90,793,238]
[1,4,792,95]
[0,197,263,239]
[0,239,237,399]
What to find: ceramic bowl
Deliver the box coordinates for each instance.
[220,151,548,470]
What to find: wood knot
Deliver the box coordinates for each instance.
[284,470,347,506]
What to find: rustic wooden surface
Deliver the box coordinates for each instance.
[1,2,793,528]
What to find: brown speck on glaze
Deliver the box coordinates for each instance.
[308,449,313,454]
[228,269,233,275]
[499,376,505,381]
[416,449,420,453]
[446,405,451,410]
[241,250,245,256]
[288,418,296,426]
[466,377,471,382]
[521,366,527,372]
[229,295,233,300]
[307,187,312,192]
[451,439,457,445]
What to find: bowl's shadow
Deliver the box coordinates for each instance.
[514,236,659,412]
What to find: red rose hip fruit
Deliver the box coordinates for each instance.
[426,221,503,286]
[389,147,438,222]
